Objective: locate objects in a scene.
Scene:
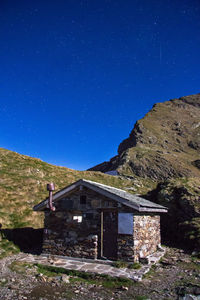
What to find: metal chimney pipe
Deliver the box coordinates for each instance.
[47,183,55,211]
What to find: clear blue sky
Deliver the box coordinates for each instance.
[0,0,199,170]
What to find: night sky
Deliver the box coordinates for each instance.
[0,0,200,170]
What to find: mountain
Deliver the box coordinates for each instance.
[89,93,200,250]
[0,148,153,229]
[89,94,200,181]
[0,93,200,250]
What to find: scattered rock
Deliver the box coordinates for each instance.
[61,274,70,283]
[160,259,175,266]
[121,286,128,291]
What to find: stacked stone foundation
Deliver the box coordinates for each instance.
[43,232,98,259]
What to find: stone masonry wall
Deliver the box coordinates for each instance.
[43,210,99,259]
[133,215,161,262]
[117,235,134,262]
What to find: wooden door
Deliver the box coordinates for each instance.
[103,211,118,260]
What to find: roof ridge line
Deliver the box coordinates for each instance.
[81,179,129,193]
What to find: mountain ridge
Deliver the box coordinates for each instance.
[89,93,200,181]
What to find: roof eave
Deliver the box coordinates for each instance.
[139,207,168,213]
[33,199,48,211]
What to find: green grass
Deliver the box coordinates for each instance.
[0,238,20,259]
[9,213,29,228]
[128,262,141,269]
[35,263,133,288]
[0,147,149,229]
[112,260,129,269]
[112,261,141,270]
[143,264,157,279]
[9,261,34,273]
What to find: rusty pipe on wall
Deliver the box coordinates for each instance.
[47,183,56,211]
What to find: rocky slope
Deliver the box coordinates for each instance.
[147,177,200,250]
[89,93,200,181]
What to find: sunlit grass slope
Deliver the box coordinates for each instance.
[0,147,155,228]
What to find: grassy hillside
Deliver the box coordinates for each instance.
[0,147,155,229]
[118,98,200,179]
[90,94,200,181]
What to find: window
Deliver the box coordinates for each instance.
[73,215,82,223]
[80,195,87,205]
[118,213,133,235]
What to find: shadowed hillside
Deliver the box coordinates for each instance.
[147,177,200,250]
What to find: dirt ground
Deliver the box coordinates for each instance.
[0,247,200,300]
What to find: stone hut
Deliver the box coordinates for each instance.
[33,179,167,262]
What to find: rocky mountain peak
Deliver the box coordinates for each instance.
[89,93,200,181]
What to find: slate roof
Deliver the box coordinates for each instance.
[33,179,167,213]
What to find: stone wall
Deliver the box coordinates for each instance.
[43,210,99,259]
[133,215,161,262]
[117,234,134,261]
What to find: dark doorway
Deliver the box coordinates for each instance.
[103,211,118,260]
